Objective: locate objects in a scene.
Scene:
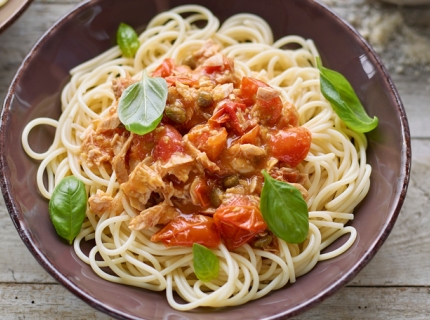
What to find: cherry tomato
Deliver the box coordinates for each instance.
[268,127,312,167]
[239,77,269,105]
[253,97,282,126]
[239,77,282,125]
[194,178,211,208]
[152,124,184,161]
[152,59,175,78]
[276,102,299,129]
[188,125,227,161]
[151,215,221,248]
[206,127,228,161]
[209,100,246,135]
[213,195,267,250]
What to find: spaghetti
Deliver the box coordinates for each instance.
[22,5,370,310]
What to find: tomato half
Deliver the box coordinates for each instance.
[268,126,312,167]
[152,124,184,161]
[151,215,221,248]
[213,195,267,250]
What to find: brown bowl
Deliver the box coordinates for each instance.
[0,0,411,319]
[0,0,33,34]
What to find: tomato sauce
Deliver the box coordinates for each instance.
[125,45,312,250]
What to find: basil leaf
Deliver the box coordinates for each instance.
[316,57,378,133]
[118,70,168,135]
[116,23,140,58]
[193,243,219,282]
[48,176,87,245]
[260,170,309,244]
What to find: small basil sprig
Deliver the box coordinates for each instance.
[316,57,378,133]
[193,243,219,282]
[48,176,87,245]
[118,70,168,135]
[260,170,308,244]
[116,23,140,58]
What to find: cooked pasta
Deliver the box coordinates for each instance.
[21,5,370,310]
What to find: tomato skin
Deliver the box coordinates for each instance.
[268,127,312,167]
[152,124,184,161]
[209,100,246,135]
[194,178,211,208]
[239,125,260,145]
[152,59,175,78]
[188,125,227,162]
[213,195,267,250]
[151,215,221,248]
[240,77,269,105]
[239,77,282,125]
[276,102,299,129]
[253,97,283,126]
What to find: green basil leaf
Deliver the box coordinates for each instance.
[316,57,378,133]
[193,243,219,282]
[118,70,168,135]
[48,176,87,245]
[116,23,140,58]
[260,170,308,244]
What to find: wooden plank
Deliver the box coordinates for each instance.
[0,1,79,103]
[0,196,53,283]
[350,139,430,286]
[391,74,430,138]
[1,284,430,319]
[297,287,430,320]
[0,283,112,319]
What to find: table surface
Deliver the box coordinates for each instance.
[1,0,429,319]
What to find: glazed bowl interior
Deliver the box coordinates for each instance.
[0,0,410,319]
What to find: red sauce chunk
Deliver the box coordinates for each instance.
[94,40,312,251]
[151,215,221,248]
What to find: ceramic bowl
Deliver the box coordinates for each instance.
[0,0,411,319]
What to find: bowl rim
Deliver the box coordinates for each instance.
[0,0,411,319]
[0,0,34,34]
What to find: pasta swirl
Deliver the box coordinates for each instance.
[22,5,370,310]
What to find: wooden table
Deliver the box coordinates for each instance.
[1,0,429,318]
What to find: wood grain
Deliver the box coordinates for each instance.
[1,284,430,320]
[1,0,430,319]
